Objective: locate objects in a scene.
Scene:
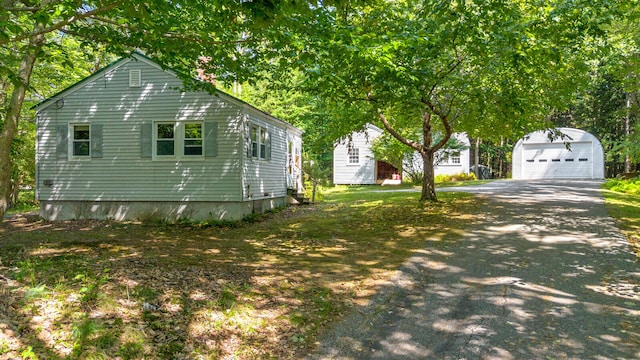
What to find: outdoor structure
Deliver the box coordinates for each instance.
[333,124,470,185]
[512,127,605,180]
[34,52,303,221]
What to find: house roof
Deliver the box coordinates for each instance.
[516,127,600,146]
[33,51,302,134]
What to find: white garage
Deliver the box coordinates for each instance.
[512,128,605,180]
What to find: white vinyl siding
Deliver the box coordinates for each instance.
[334,125,471,184]
[242,114,286,199]
[333,126,380,185]
[431,134,470,176]
[36,58,245,202]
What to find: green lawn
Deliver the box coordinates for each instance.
[603,179,640,257]
[0,187,479,359]
[5,189,39,215]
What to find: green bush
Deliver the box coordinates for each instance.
[7,189,39,214]
[604,177,640,195]
[434,172,477,183]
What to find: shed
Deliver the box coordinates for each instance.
[333,124,470,185]
[512,127,605,180]
[34,52,303,221]
[333,124,386,185]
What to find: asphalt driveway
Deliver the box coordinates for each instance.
[310,180,640,359]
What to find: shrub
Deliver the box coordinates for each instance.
[604,177,640,195]
[435,172,477,183]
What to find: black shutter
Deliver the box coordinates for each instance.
[56,124,68,159]
[91,124,103,158]
[140,123,152,158]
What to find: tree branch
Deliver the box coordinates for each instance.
[1,2,118,45]
[420,97,452,154]
[375,106,424,154]
[88,15,254,46]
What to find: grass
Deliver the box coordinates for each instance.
[603,178,640,257]
[0,186,479,359]
[5,189,39,215]
[435,179,493,188]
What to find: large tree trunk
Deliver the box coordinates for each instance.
[376,106,449,203]
[420,150,437,202]
[419,110,439,202]
[0,30,43,221]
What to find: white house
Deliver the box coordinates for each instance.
[333,124,470,185]
[34,52,303,221]
[512,127,605,180]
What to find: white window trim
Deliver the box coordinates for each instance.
[69,123,91,160]
[251,125,259,158]
[153,121,205,160]
[183,122,204,158]
[250,124,269,160]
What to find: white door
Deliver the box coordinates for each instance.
[521,142,593,179]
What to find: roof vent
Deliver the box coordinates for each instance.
[129,69,141,88]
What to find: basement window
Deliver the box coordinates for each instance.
[579,158,588,162]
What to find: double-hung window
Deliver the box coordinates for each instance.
[251,125,259,158]
[154,121,204,159]
[156,123,175,156]
[260,128,268,159]
[184,123,203,156]
[250,124,270,160]
[71,124,91,158]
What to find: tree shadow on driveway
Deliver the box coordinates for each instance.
[310,180,640,359]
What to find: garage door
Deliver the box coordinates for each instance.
[521,142,593,179]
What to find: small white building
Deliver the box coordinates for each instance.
[333,124,470,185]
[34,52,303,221]
[512,127,605,180]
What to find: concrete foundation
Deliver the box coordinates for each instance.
[39,198,286,222]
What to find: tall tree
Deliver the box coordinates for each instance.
[0,0,302,219]
[291,0,613,201]
[550,0,640,176]
[234,70,336,165]
[608,0,640,173]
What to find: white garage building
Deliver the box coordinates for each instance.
[512,128,605,180]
